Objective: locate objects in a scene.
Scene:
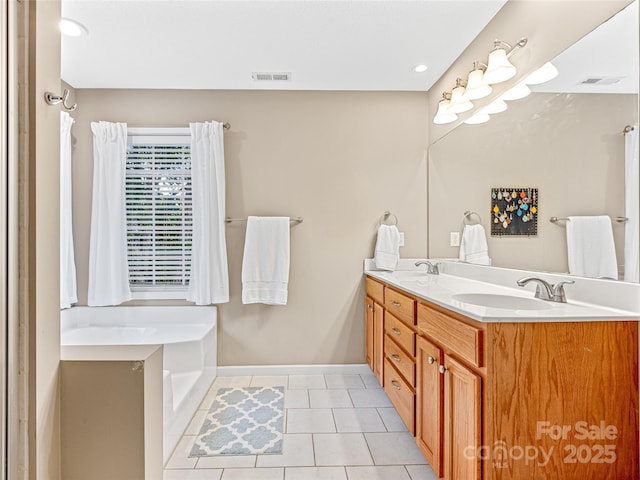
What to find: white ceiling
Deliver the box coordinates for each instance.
[61,0,639,93]
[531,0,638,94]
[61,0,508,91]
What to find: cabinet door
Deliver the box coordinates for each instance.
[443,355,481,480]
[365,297,374,372]
[373,302,385,384]
[416,337,443,477]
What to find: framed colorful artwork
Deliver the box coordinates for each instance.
[490,187,538,236]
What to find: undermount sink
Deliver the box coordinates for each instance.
[391,271,431,281]
[451,293,554,311]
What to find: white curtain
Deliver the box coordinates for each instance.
[624,125,639,282]
[87,121,132,306]
[60,112,78,309]
[187,121,229,304]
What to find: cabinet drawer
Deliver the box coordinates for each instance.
[385,335,415,387]
[385,288,416,325]
[384,358,415,435]
[417,304,483,368]
[385,312,415,356]
[365,277,385,304]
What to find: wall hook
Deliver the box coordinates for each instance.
[44,89,77,111]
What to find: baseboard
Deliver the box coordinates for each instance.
[217,363,372,377]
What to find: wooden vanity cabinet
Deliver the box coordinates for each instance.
[365,296,374,371]
[385,287,416,325]
[382,286,417,434]
[366,273,639,480]
[365,278,385,384]
[417,303,483,480]
[416,336,443,475]
[443,354,482,480]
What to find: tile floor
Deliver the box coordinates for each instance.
[164,373,439,480]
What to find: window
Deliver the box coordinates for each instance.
[125,128,192,299]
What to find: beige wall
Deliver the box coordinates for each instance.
[428,92,638,276]
[27,0,62,479]
[69,89,429,365]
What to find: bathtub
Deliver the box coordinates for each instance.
[60,306,217,463]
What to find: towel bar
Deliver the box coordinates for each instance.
[550,216,628,224]
[226,217,303,224]
[378,211,398,226]
[463,211,482,225]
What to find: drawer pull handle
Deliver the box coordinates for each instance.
[391,380,401,390]
[438,365,448,375]
[391,327,402,335]
[391,301,401,307]
[427,355,436,365]
[390,354,401,363]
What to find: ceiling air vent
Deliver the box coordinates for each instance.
[579,76,624,85]
[251,72,292,82]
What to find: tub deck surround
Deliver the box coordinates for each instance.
[61,344,163,480]
[364,259,640,322]
[364,260,639,479]
[60,306,217,464]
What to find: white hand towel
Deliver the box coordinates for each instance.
[566,216,618,280]
[459,224,491,266]
[374,224,400,271]
[242,216,290,305]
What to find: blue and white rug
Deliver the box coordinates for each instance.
[190,386,284,456]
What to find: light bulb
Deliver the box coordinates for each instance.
[433,99,458,125]
[448,85,473,114]
[524,62,559,85]
[464,111,490,125]
[60,18,88,37]
[482,98,507,114]
[462,68,492,100]
[501,82,531,101]
[483,48,516,84]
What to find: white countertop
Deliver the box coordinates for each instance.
[365,260,640,323]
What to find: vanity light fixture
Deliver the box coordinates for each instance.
[432,37,528,126]
[462,62,493,100]
[482,98,508,114]
[464,110,490,125]
[433,93,458,125]
[60,17,88,37]
[501,81,532,101]
[448,78,474,114]
[523,61,559,85]
[483,38,528,85]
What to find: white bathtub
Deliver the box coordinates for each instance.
[60,306,217,463]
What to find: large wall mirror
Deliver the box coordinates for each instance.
[428,0,639,282]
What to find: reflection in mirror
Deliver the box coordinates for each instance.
[428,0,639,282]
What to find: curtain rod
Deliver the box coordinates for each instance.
[128,122,231,130]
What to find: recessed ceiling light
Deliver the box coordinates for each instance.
[414,64,428,73]
[60,18,88,37]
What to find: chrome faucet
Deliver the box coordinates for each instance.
[415,260,440,275]
[517,276,575,303]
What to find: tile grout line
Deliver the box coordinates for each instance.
[311,432,318,468]
[361,431,378,468]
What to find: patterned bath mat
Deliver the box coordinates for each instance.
[190,386,284,456]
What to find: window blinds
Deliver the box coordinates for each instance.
[125,136,192,289]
